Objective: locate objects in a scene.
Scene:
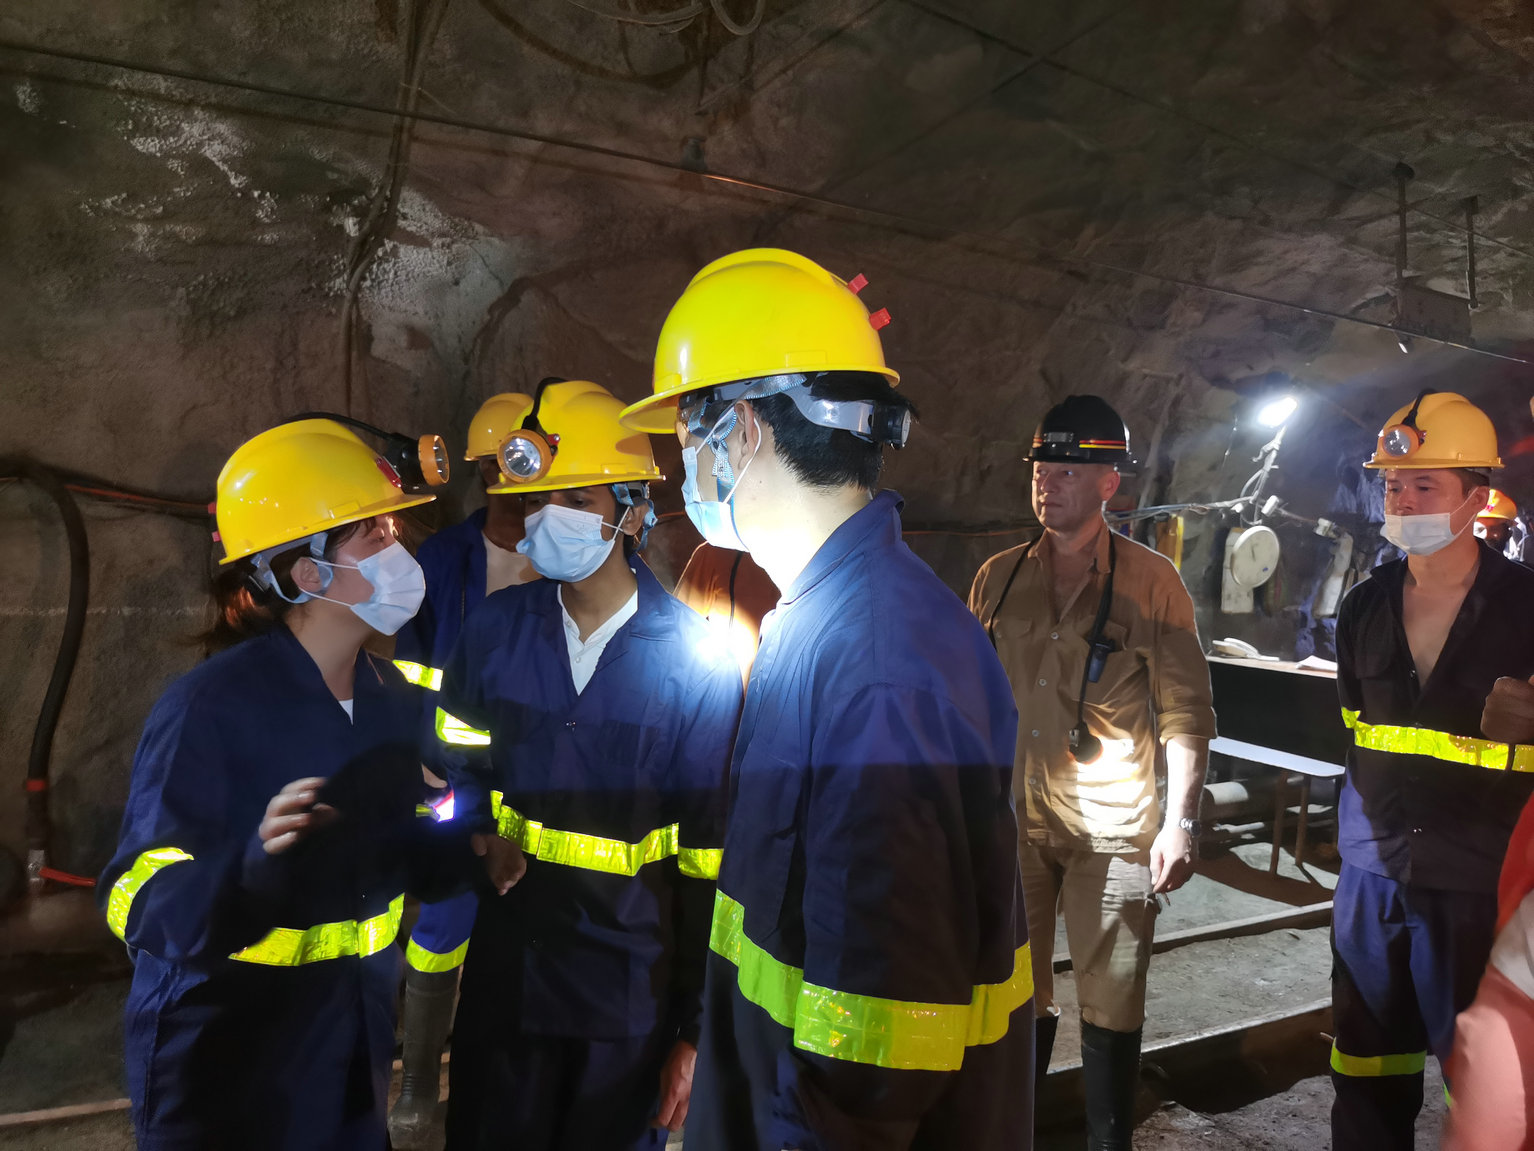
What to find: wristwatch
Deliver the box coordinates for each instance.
[1176,817,1203,838]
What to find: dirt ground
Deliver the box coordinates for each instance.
[0,843,1450,1150]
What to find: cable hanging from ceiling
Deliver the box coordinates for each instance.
[0,36,1529,366]
[561,0,762,35]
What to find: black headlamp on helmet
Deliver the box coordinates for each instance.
[1025,395,1134,467]
[283,411,450,492]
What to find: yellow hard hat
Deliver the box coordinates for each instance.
[464,392,534,461]
[1479,488,1518,521]
[618,248,900,434]
[215,419,435,564]
[1364,390,1502,470]
[487,379,661,495]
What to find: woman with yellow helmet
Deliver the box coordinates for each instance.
[428,379,742,1150]
[99,418,474,1151]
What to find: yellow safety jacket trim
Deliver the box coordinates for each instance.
[709,890,1033,1072]
[436,706,492,747]
[406,936,469,973]
[489,792,719,879]
[106,848,404,967]
[1342,708,1534,773]
[393,660,444,691]
[1330,1043,1427,1078]
[679,847,723,880]
[106,847,195,941]
[230,896,404,966]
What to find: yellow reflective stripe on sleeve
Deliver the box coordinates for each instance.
[490,792,690,876]
[679,846,722,880]
[106,847,195,941]
[709,889,1033,1071]
[1330,1043,1427,1077]
[229,896,404,966]
[436,707,491,747]
[393,660,444,691]
[1341,708,1532,773]
[405,936,469,973]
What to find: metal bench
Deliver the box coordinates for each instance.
[1209,736,1345,874]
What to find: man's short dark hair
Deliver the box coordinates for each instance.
[747,372,916,492]
[1455,469,1490,495]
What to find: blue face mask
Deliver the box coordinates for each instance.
[682,408,756,552]
[259,537,426,635]
[517,502,620,582]
[313,542,427,635]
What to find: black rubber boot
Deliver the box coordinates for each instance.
[1081,1021,1142,1151]
[388,966,459,1151]
[1036,1012,1061,1088]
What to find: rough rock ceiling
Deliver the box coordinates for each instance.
[1,0,1531,869]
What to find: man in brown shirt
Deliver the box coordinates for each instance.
[672,541,779,682]
[970,395,1215,1151]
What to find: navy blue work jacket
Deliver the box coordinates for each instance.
[99,627,471,1151]
[434,555,742,1043]
[1337,541,1534,891]
[688,491,1035,1151]
[394,507,487,693]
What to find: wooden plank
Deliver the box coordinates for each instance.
[0,1098,131,1129]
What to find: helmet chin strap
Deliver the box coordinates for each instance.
[250,533,332,604]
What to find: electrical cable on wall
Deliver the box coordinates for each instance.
[0,460,91,893]
[339,0,451,416]
[1,38,1529,367]
[0,463,213,892]
[708,0,764,36]
[562,0,704,29]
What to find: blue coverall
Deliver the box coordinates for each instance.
[100,627,471,1151]
[688,491,1035,1151]
[1332,541,1534,1148]
[432,554,743,1150]
[393,506,491,970]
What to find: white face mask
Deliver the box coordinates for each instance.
[1381,491,1481,557]
[313,541,427,635]
[517,502,622,582]
[681,406,758,552]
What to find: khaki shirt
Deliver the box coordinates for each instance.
[969,523,1216,852]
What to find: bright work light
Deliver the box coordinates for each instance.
[1257,395,1298,428]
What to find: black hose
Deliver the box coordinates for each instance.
[0,459,90,871]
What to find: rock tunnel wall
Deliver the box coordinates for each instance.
[2,0,1531,876]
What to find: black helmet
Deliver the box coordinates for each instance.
[1025,394,1134,465]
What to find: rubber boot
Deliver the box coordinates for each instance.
[1036,1011,1061,1088]
[1081,1021,1142,1151]
[388,965,459,1151]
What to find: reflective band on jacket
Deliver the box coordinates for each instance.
[1330,1043,1427,1078]
[436,707,492,747]
[393,660,444,691]
[1342,708,1534,773]
[490,792,719,879]
[229,896,404,966]
[680,847,722,880]
[406,936,469,973]
[709,890,1033,1071]
[106,847,195,940]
